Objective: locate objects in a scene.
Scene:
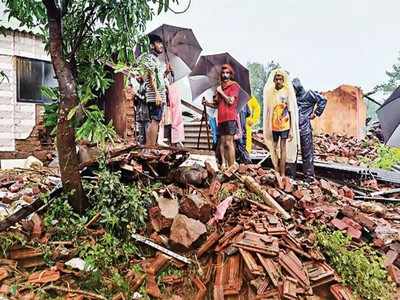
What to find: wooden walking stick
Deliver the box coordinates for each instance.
[197,99,211,151]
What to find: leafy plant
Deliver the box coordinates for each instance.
[42,85,117,145]
[43,102,59,135]
[43,194,87,241]
[0,231,26,257]
[75,105,117,146]
[371,144,400,170]
[80,233,130,270]
[84,167,155,238]
[157,265,184,291]
[316,226,395,300]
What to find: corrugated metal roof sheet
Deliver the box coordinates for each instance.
[0,3,41,35]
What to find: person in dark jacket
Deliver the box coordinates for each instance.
[292,78,327,181]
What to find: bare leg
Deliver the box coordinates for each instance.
[219,135,227,168]
[146,120,160,147]
[273,140,279,173]
[225,135,236,167]
[280,138,287,176]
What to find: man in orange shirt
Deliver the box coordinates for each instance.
[263,69,299,177]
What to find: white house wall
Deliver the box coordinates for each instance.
[0,30,50,151]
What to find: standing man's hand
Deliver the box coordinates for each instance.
[310,113,316,120]
[165,63,173,75]
[288,134,293,142]
[155,93,162,106]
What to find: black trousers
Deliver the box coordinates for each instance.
[137,121,148,145]
[300,131,315,177]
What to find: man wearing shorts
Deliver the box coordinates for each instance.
[140,34,168,150]
[263,68,301,177]
[203,64,240,169]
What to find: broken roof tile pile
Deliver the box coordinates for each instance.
[0,147,399,299]
[144,162,400,299]
[0,168,58,221]
[253,132,379,166]
[313,134,379,165]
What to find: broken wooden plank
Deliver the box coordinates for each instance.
[242,176,291,220]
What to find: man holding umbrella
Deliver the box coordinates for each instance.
[139,34,170,151]
[203,64,240,169]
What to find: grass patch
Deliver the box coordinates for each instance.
[316,226,395,300]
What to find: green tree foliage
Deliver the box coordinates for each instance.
[4,0,179,212]
[247,62,267,102]
[376,51,400,94]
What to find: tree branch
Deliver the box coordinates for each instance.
[168,0,191,14]
[153,0,191,14]
[61,0,72,16]
[69,4,97,57]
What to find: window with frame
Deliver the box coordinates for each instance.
[16,56,58,103]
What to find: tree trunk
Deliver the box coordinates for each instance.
[43,0,88,213]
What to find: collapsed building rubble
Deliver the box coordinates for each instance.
[253,132,380,167]
[0,145,399,299]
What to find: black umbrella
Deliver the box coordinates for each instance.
[148,24,203,82]
[377,86,400,147]
[189,52,251,112]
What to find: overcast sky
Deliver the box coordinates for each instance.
[148,0,400,94]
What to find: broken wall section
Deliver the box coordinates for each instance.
[313,85,367,139]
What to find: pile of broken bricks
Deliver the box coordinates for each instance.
[0,168,59,222]
[144,162,400,299]
[252,132,379,166]
[0,147,399,299]
[313,134,379,166]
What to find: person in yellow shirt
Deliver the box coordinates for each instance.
[263,69,299,177]
[245,96,261,153]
